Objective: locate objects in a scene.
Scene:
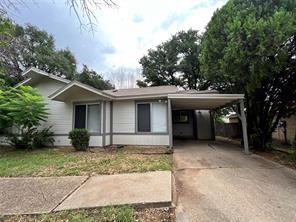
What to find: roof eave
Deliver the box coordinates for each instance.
[21,67,71,84]
[49,81,114,101]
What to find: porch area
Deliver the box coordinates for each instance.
[167,93,249,154]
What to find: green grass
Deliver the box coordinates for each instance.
[4,206,135,222]
[4,206,175,222]
[0,147,172,177]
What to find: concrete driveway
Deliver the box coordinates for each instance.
[173,140,296,222]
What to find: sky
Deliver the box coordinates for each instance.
[10,0,227,86]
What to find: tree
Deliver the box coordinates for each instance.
[0,85,49,148]
[139,30,209,89]
[0,17,12,83]
[0,21,77,85]
[200,0,296,150]
[75,65,114,90]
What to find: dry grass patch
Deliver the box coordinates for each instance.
[0,146,172,177]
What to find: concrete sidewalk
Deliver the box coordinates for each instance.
[0,171,172,215]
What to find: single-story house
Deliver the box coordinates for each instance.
[17,67,249,153]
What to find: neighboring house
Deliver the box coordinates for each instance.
[17,68,249,152]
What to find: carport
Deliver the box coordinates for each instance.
[167,93,249,154]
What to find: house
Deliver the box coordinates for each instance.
[18,67,250,153]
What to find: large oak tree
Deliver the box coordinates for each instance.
[200,0,296,149]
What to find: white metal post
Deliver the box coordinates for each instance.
[240,99,249,154]
[168,99,173,149]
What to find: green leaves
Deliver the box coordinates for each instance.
[139,29,208,89]
[0,18,78,86]
[0,85,48,130]
[200,0,296,149]
[75,65,113,90]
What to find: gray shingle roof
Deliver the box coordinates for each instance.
[176,89,219,94]
[103,85,178,97]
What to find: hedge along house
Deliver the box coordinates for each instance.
[19,67,249,153]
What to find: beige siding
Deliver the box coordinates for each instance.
[105,101,111,134]
[33,78,73,135]
[89,135,103,147]
[32,78,104,147]
[105,135,111,146]
[113,100,135,133]
[113,134,169,146]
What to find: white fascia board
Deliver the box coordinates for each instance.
[167,93,244,100]
[49,81,114,100]
[15,78,32,88]
[21,67,70,84]
[114,94,169,100]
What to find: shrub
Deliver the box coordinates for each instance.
[8,127,55,149]
[1,85,49,149]
[32,127,55,148]
[68,129,90,151]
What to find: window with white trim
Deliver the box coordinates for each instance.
[74,103,101,133]
[137,101,167,133]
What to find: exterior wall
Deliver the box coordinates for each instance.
[105,101,111,134]
[33,78,73,135]
[196,110,212,140]
[112,100,170,146]
[32,78,104,147]
[113,100,136,133]
[14,79,170,147]
[105,135,111,146]
[113,134,169,146]
[52,135,103,147]
[173,110,195,139]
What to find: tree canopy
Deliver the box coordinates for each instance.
[138,29,209,90]
[200,0,296,149]
[75,65,113,90]
[0,17,113,90]
[0,20,77,84]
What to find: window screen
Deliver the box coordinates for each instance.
[74,105,86,129]
[152,103,167,132]
[137,104,151,132]
[87,104,100,133]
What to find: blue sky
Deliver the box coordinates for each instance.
[10,0,226,77]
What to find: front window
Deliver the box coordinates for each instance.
[137,102,167,133]
[173,110,189,123]
[74,103,101,133]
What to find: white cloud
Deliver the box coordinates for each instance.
[93,0,227,70]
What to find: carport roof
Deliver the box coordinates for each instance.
[168,93,244,110]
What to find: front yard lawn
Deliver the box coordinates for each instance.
[0,146,172,177]
[4,206,175,222]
